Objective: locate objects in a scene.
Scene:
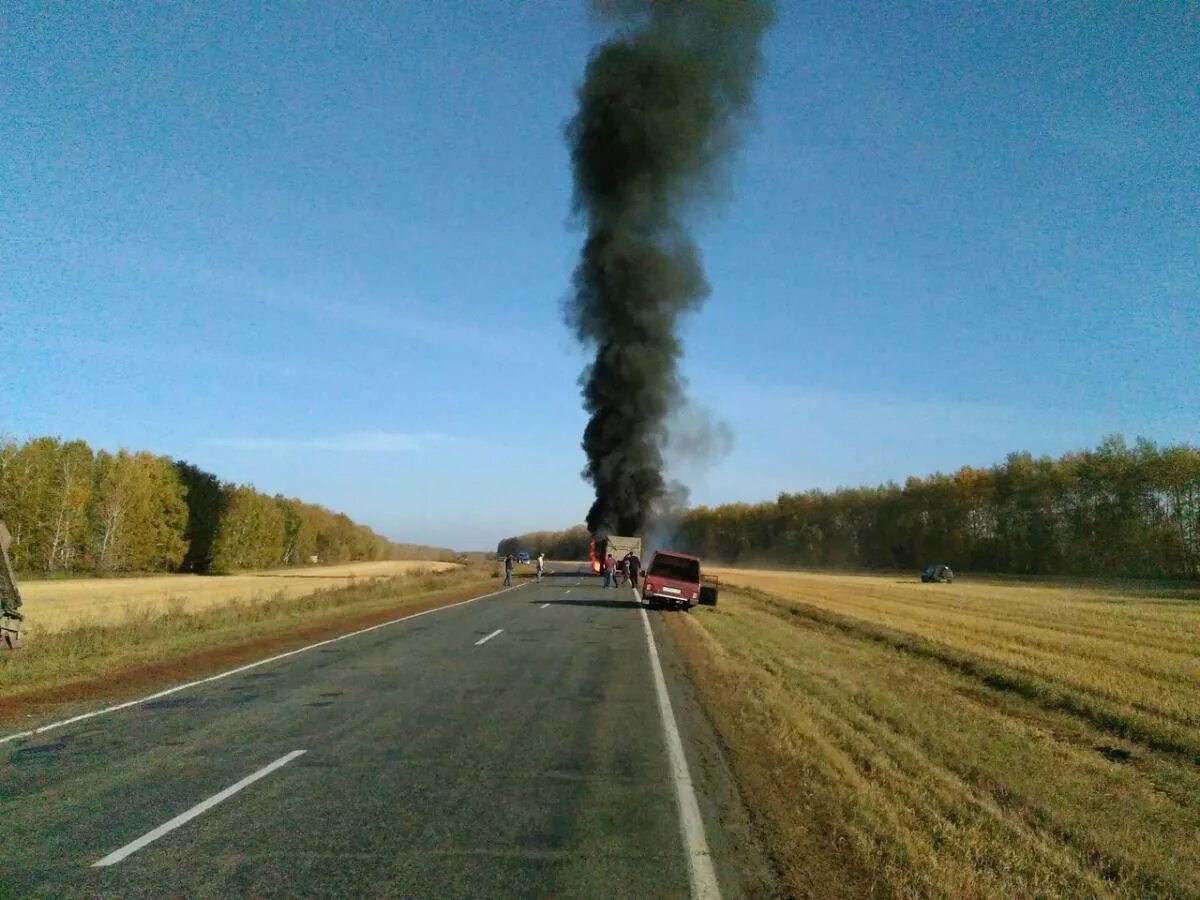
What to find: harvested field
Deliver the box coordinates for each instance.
[668,569,1200,898]
[19,560,459,632]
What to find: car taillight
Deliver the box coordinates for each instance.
[645,581,656,593]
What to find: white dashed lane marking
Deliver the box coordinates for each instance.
[93,751,307,867]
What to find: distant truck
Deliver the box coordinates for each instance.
[641,549,719,611]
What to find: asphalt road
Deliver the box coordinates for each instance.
[0,570,772,899]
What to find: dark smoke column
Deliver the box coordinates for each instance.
[566,0,772,537]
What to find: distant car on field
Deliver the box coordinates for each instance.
[517,551,530,564]
[921,564,954,583]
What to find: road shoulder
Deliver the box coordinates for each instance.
[651,607,783,899]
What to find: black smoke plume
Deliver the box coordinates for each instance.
[565,0,772,537]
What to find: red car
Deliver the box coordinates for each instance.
[641,550,718,611]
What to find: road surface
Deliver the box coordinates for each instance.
[0,570,771,898]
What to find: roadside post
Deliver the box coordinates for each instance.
[0,521,24,650]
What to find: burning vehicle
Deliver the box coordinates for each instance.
[589,534,643,574]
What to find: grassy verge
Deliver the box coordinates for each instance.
[1,565,496,710]
[666,583,1200,899]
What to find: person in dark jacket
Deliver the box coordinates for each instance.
[624,552,641,589]
[503,553,515,587]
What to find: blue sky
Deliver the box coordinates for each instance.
[2,2,1196,550]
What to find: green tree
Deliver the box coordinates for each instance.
[46,440,94,572]
[211,486,286,571]
[91,451,187,571]
[0,436,61,571]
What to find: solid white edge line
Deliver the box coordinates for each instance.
[92,750,306,867]
[474,628,504,646]
[1,583,528,746]
[635,588,721,900]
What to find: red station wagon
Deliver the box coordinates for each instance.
[641,550,719,611]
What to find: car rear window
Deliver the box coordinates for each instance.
[649,554,700,583]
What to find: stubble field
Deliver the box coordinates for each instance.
[19,560,460,632]
[667,568,1200,898]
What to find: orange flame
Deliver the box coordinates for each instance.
[589,539,601,574]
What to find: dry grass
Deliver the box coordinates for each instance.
[20,560,460,632]
[669,569,1200,898]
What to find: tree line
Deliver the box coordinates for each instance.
[496,526,592,561]
[499,437,1200,579]
[0,435,454,575]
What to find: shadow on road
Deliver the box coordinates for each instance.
[523,579,590,590]
[534,598,644,610]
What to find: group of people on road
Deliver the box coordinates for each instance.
[600,550,640,589]
[505,548,641,591]
[502,552,545,587]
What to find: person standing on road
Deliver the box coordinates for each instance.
[625,552,641,590]
[503,553,514,587]
[536,552,545,583]
[602,552,616,588]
